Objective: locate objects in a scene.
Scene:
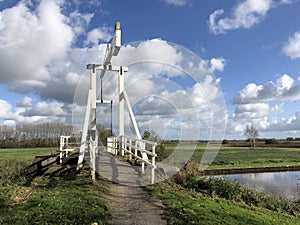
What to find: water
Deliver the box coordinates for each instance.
[217,171,300,200]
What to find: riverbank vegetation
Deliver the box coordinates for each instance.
[148,160,300,224]
[148,180,300,225]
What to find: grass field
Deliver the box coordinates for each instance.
[164,143,300,169]
[0,147,57,164]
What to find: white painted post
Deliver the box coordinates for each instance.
[60,136,63,164]
[119,68,125,156]
[129,138,132,160]
[151,145,156,184]
[90,66,97,182]
[114,136,118,155]
[77,89,92,170]
[65,136,69,158]
[135,140,138,158]
[141,142,145,174]
[123,91,141,139]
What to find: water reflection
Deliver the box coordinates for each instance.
[216,171,300,200]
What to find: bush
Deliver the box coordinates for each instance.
[174,160,200,185]
[265,138,278,145]
[222,139,229,145]
[156,144,168,162]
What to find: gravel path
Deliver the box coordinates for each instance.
[96,152,167,225]
[101,182,167,225]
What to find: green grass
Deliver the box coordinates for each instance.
[0,148,57,164]
[164,143,300,169]
[209,146,300,168]
[148,181,300,225]
[0,168,109,225]
[0,148,109,225]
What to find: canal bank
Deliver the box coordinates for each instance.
[200,165,300,176]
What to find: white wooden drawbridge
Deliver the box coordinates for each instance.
[60,22,157,184]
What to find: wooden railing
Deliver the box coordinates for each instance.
[107,135,157,184]
[59,136,78,163]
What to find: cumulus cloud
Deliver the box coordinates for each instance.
[209,0,292,34]
[85,26,113,45]
[0,0,73,90]
[0,97,69,124]
[255,111,300,133]
[228,73,300,138]
[232,74,300,104]
[22,101,65,117]
[232,103,283,120]
[115,39,184,67]
[282,31,300,59]
[0,0,111,103]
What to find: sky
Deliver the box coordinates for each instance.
[0,0,300,140]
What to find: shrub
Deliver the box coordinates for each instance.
[265,138,278,145]
[156,144,168,162]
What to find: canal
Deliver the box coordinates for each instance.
[217,171,300,200]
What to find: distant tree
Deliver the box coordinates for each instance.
[142,130,160,143]
[97,124,114,146]
[244,124,259,149]
[142,130,167,162]
[286,137,294,141]
[265,138,277,145]
[222,139,229,145]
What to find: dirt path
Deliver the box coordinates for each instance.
[100,181,167,225]
[95,152,167,225]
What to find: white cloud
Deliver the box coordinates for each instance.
[164,0,192,6]
[22,101,65,117]
[69,10,94,35]
[0,97,69,124]
[232,102,283,120]
[208,0,292,34]
[0,0,73,91]
[0,0,109,103]
[261,111,300,132]
[0,99,14,120]
[85,26,113,45]
[232,74,300,104]
[210,58,226,72]
[228,73,300,138]
[115,39,184,67]
[282,31,300,59]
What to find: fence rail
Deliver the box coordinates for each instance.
[107,135,157,184]
[59,136,78,163]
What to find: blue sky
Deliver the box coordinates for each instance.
[0,0,300,140]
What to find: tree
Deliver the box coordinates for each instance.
[142,130,167,162]
[244,124,259,149]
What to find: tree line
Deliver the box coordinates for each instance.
[0,123,74,148]
[0,123,114,149]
